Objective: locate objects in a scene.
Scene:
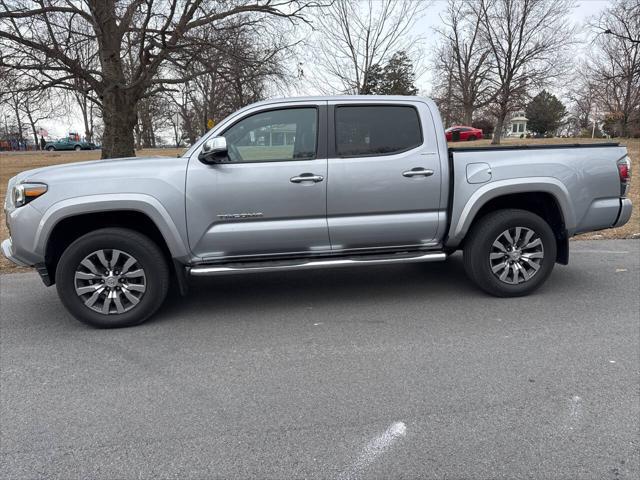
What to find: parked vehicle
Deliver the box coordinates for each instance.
[445,126,483,142]
[44,137,94,151]
[3,96,633,328]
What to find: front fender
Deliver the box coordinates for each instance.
[445,177,576,248]
[33,194,190,260]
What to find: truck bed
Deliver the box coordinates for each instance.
[445,142,630,248]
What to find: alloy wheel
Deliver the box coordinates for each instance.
[489,227,544,285]
[74,249,147,314]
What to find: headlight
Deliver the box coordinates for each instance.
[12,183,48,207]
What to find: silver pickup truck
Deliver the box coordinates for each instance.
[2,96,633,327]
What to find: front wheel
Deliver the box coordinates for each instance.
[74,145,82,151]
[46,146,55,151]
[463,209,557,297]
[55,228,170,327]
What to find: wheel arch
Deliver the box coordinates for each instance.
[446,179,575,264]
[37,196,190,289]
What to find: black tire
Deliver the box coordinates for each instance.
[46,146,55,151]
[55,228,170,328]
[467,135,477,141]
[463,209,556,297]
[74,145,82,151]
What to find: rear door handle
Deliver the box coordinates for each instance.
[402,168,434,178]
[290,173,324,183]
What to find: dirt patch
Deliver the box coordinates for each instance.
[1,140,638,274]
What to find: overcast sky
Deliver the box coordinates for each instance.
[51,0,612,140]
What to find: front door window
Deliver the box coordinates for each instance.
[223,108,317,163]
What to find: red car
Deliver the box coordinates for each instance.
[445,126,483,141]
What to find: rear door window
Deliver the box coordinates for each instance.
[335,105,422,157]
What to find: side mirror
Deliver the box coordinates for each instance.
[198,136,228,164]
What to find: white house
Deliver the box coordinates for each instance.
[507,111,529,136]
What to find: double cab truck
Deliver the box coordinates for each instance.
[2,96,633,328]
[44,137,95,151]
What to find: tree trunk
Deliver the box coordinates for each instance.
[25,107,39,150]
[622,112,630,138]
[30,125,39,150]
[134,122,143,149]
[101,89,137,159]
[81,98,93,143]
[173,122,180,148]
[492,114,505,145]
[463,104,473,126]
[10,95,24,144]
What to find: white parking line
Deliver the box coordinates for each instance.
[570,395,583,418]
[566,395,584,431]
[338,421,407,480]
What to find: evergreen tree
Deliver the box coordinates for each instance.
[363,51,418,95]
[526,90,567,135]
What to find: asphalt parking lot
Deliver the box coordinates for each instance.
[1,239,639,479]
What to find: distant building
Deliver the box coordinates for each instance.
[243,125,296,147]
[507,111,528,136]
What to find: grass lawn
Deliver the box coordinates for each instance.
[1,139,638,274]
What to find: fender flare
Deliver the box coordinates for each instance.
[33,193,190,260]
[445,177,576,248]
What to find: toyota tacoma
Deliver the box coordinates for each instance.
[2,96,633,327]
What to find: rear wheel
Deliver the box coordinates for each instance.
[46,146,55,151]
[74,145,82,151]
[463,209,556,297]
[55,228,169,328]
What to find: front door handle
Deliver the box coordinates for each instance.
[290,173,324,183]
[402,167,434,178]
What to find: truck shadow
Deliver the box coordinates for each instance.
[152,251,602,328]
[155,254,479,323]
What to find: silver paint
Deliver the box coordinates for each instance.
[1,95,633,273]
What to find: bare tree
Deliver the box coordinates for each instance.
[6,91,26,144]
[165,106,184,148]
[478,0,577,144]
[431,43,462,127]
[434,0,494,125]
[587,0,640,137]
[566,65,599,135]
[312,0,427,94]
[72,85,98,143]
[1,73,62,149]
[168,83,199,145]
[158,19,290,146]
[21,88,61,149]
[0,1,317,158]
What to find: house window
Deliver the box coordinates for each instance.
[518,123,524,133]
[512,124,518,133]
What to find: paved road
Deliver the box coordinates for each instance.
[1,240,639,479]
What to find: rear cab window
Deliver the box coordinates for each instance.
[335,105,423,157]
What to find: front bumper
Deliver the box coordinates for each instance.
[1,238,31,267]
[614,198,633,228]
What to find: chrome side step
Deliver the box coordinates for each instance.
[189,252,447,276]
